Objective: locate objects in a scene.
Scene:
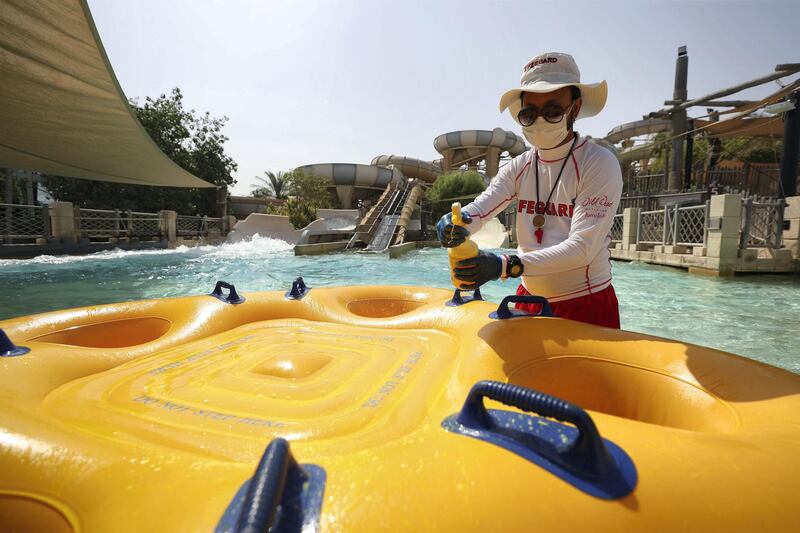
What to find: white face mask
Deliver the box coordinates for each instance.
[522,120,568,149]
[521,103,574,149]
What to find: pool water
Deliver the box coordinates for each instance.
[1,236,798,373]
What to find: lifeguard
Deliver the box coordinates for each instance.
[437,52,623,328]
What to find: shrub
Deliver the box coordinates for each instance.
[285,197,320,229]
[264,203,288,216]
[426,170,487,221]
[287,170,335,210]
[262,170,336,229]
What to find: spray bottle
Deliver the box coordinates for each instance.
[447,202,480,290]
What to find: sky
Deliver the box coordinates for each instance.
[87,0,800,195]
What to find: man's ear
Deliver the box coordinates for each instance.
[568,97,582,130]
[572,96,583,118]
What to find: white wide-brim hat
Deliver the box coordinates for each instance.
[499,52,607,125]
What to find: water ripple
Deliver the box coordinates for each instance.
[0,238,797,373]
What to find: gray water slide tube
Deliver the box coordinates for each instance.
[604,119,671,144]
[604,119,671,163]
[433,128,527,158]
[295,163,404,188]
[370,155,442,183]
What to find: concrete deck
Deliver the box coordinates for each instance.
[294,241,350,256]
[388,240,441,259]
[610,245,798,276]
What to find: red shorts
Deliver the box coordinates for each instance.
[515,283,621,329]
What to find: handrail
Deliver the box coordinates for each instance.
[359,184,395,225]
[346,183,398,249]
[364,182,413,251]
[393,183,423,246]
[363,188,401,237]
[1,203,228,246]
[0,202,41,208]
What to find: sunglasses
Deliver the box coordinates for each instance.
[517,102,574,127]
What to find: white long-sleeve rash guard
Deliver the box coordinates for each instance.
[462,134,622,302]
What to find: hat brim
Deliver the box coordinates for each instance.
[499,80,607,124]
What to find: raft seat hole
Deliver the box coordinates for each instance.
[0,495,75,533]
[31,317,172,348]
[346,298,426,318]
[509,357,738,433]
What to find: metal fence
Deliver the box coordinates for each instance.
[76,209,163,240]
[176,215,201,236]
[636,209,666,244]
[176,215,224,237]
[609,214,623,243]
[0,203,49,242]
[624,197,789,251]
[129,211,161,237]
[77,208,125,239]
[625,162,789,199]
[662,203,709,246]
[203,217,224,234]
[619,195,653,211]
[619,191,709,213]
[740,197,784,249]
[696,165,784,198]
[671,204,708,246]
[636,203,709,247]
[1,204,228,247]
[623,173,664,195]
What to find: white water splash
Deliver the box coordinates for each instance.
[187,234,294,259]
[0,234,293,266]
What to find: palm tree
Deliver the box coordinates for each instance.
[252,170,289,199]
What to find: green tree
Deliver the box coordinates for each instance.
[715,137,780,164]
[43,88,237,215]
[426,170,486,221]
[263,170,337,228]
[252,170,289,199]
[647,133,781,173]
[0,170,38,204]
[286,170,336,208]
[646,133,668,173]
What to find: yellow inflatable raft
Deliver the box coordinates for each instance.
[1,280,799,532]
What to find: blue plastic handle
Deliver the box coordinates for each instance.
[215,438,326,533]
[285,277,311,300]
[457,380,615,477]
[235,439,293,533]
[446,287,483,307]
[211,281,245,305]
[0,328,30,357]
[491,294,552,319]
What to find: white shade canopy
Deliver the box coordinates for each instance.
[0,0,213,188]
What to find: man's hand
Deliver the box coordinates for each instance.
[436,211,472,248]
[454,251,502,289]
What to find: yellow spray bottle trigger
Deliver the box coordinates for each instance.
[452,202,464,227]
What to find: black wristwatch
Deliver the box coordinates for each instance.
[506,255,524,278]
